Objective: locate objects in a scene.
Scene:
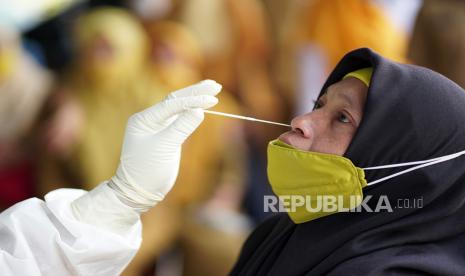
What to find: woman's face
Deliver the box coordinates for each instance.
[279,77,368,155]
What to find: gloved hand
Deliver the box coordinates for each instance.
[71,80,221,233]
[109,80,221,212]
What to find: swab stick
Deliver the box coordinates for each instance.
[203,110,291,127]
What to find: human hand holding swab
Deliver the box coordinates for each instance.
[203,110,291,128]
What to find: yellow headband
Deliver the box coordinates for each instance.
[343,67,373,87]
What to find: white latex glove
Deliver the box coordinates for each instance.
[108,79,221,212]
[71,80,221,234]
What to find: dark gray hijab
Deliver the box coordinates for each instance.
[230,48,465,275]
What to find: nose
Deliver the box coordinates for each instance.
[290,113,314,138]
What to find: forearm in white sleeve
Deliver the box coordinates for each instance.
[0,186,141,276]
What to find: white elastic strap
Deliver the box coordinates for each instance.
[363,149,465,170]
[366,151,465,186]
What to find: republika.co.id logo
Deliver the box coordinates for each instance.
[264,195,423,213]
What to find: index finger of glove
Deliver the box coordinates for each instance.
[166,79,222,100]
[138,95,218,127]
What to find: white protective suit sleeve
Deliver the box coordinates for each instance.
[0,80,221,275]
[0,183,140,275]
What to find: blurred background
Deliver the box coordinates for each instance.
[1,0,464,275]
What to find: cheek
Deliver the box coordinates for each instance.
[310,127,355,155]
[297,139,315,152]
[332,127,357,154]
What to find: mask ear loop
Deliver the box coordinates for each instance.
[363,150,465,186]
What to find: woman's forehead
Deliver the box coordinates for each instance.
[321,78,368,105]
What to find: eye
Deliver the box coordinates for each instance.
[338,112,351,123]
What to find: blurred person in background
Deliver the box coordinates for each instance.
[179,0,288,142]
[122,20,250,276]
[0,25,53,209]
[409,0,465,89]
[285,0,422,115]
[261,0,300,103]
[38,7,151,194]
[127,0,176,22]
[179,0,289,224]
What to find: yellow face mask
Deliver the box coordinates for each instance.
[267,139,367,224]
